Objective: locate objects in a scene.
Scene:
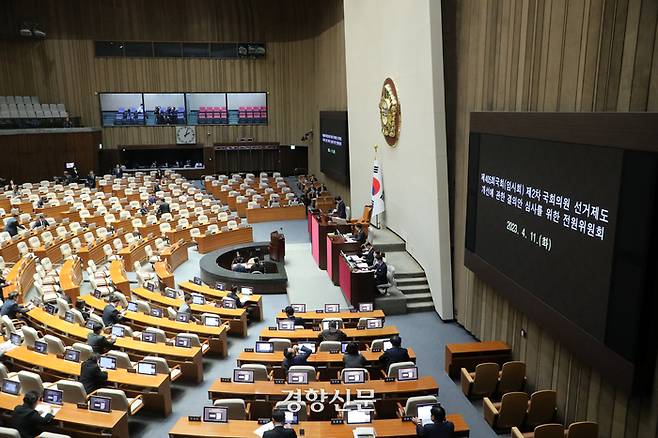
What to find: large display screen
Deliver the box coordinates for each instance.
[320,111,349,183]
[465,130,658,378]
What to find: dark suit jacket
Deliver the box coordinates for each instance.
[80,358,109,394]
[283,345,312,370]
[318,328,347,342]
[343,353,366,368]
[375,261,388,285]
[288,316,305,327]
[379,346,410,372]
[10,403,54,438]
[157,203,171,216]
[87,332,114,354]
[363,248,375,266]
[1,299,26,319]
[355,229,367,245]
[102,304,122,326]
[336,200,347,219]
[416,420,455,437]
[263,425,297,438]
[5,218,20,237]
[32,219,48,229]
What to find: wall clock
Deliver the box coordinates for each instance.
[176,126,197,144]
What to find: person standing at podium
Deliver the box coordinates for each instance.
[334,196,347,219]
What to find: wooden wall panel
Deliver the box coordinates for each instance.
[0,0,349,195]
[448,0,658,437]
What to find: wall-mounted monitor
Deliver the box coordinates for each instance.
[320,111,349,184]
[143,93,186,126]
[100,93,144,127]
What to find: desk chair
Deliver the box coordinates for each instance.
[340,368,370,382]
[483,391,529,431]
[96,388,144,416]
[461,362,500,399]
[288,365,319,382]
[56,297,70,318]
[21,326,42,348]
[240,364,272,381]
[106,350,137,369]
[17,370,57,396]
[39,432,72,438]
[177,333,209,353]
[270,338,292,352]
[44,334,66,356]
[396,395,437,417]
[72,343,94,361]
[369,339,389,351]
[87,313,104,328]
[512,424,564,438]
[142,327,167,342]
[67,309,86,325]
[275,400,308,420]
[386,361,415,378]
[318,341,341,352]
[565,422,598,438]
[143,356,182,381]
[57,380,91,404]
[498,361,526,396]
[0,363,18,381]
[377,265,396,295]
[0,428,20,438]
[213,398,249,420]
[1,315,26,338]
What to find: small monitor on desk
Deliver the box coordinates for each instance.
[89,395,112,413]
[241,286,253,295]
[291,304,306,313]
[164,288,177,299]
[358,303,374,312]
[222,298,236,309]
[150,308,163,318]
[233,369,254,383]
[298,342,316,353]
[366,318,383,329]
[64,349,81,363]
[397,366,419,381]
[284,410,299,425]
[175,336,192,348]
[111,325,125,337]
[127,302,138,312]
[342,369,366,384]
[85,320,96,330]
[2,379,20,395]
[215,282,225,290]
[64,311,76,323]
[137,361,157,376]
[204,315,221,327]
[191,294,205,305]
[203,406,228,423]
[192,277,203,286]
[176,312,190,323]
[99,355,117,370]
[346,409,372,425]
[277,319,295,331]
[44,304,57,315]
[417,403,440,426]
[43,388,63,405]
[324,304,340,313]
[10,333,22,346]
[142,332,157,343]
[287,371,308,384]
[34,340,48,354]
[255,341,273,353]
[341,341,350,353]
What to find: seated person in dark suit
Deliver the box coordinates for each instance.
[102,296,124,326]
[334,196,347,219]
[9,391,54,438]
[374,253,389,292]
[362,243,375,266]
[317,320,347,342]
[379,335,410,372]
[80,353,109,394]
[284,306,305,327]
[353,224,367,245]
[414,404,455,438]
[75,299,91,321]
[343,341,366,368]
[87,323,116,354]
[283,345,313,371]
[156,199,171,217]
[32,214,48,229]
[1,292,28,319]
[86,171,96,189]
[263,408,297,438]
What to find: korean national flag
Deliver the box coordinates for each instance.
[371,160,385,216]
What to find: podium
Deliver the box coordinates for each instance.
[326,234,361,285]
[269,231,285,262]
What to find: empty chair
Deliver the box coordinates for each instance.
[270,338,292,352]
[144,327,167,342]
[512,424,564,438]
[287,365,317,382]
[72,342,94,361]
[318,341,342,352]
[461,362,500,399]
[483,391,529,431]
[565,422,598,438]
[274,400,308,421]
[44,334,66,356]
[525,390,557,429]
[370,338,390,351]
[387,361,416,378]
[60,243,74,260]
[106,350,136,369]
[397,395,438,417]
[133,299,152,314]
[57,380,89,404]
[212,399,248,420]
[70,237,82,252]
[206,224,218,235]
[0,427,20,438]
[21,326,41,348]
[142,356,182,381]
[144,245,160,264]
[17,370,55,396]
[340,367,370,381]
[240,364,271,381]
[95,388,144,415]
[190,228,201,240]
[498,361,526,396]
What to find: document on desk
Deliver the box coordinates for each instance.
[253,421,275,437]
[36,404,60,417]
[356,262,369,269]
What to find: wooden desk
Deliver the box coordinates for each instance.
[81,295,229,357]
[274,310,385,327]
[327,234,360,285]
[154,261,175,289]
[179,281,264,321]
[196,227,254,254]
[339,254,376,307]
[246,205,307,223]
[4,345,172,416]
[131,287,248,337]
[109,260,130,296]
[310,214,352,270]
[78,231,127,266]
[259,326,400,345]
[445,341,512,377]
[161,241,189,270]
[0,392,129,438]
[34,232,80,264]
[59,258,83,302]
[169,416,470,437]
[118,236,157,271]
[26,308,204,383]
[4,255,37,303]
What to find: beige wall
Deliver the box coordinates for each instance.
[343,0,453,318]
[449,0,658,436]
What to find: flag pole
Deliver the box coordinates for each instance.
[373,144,379,229]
